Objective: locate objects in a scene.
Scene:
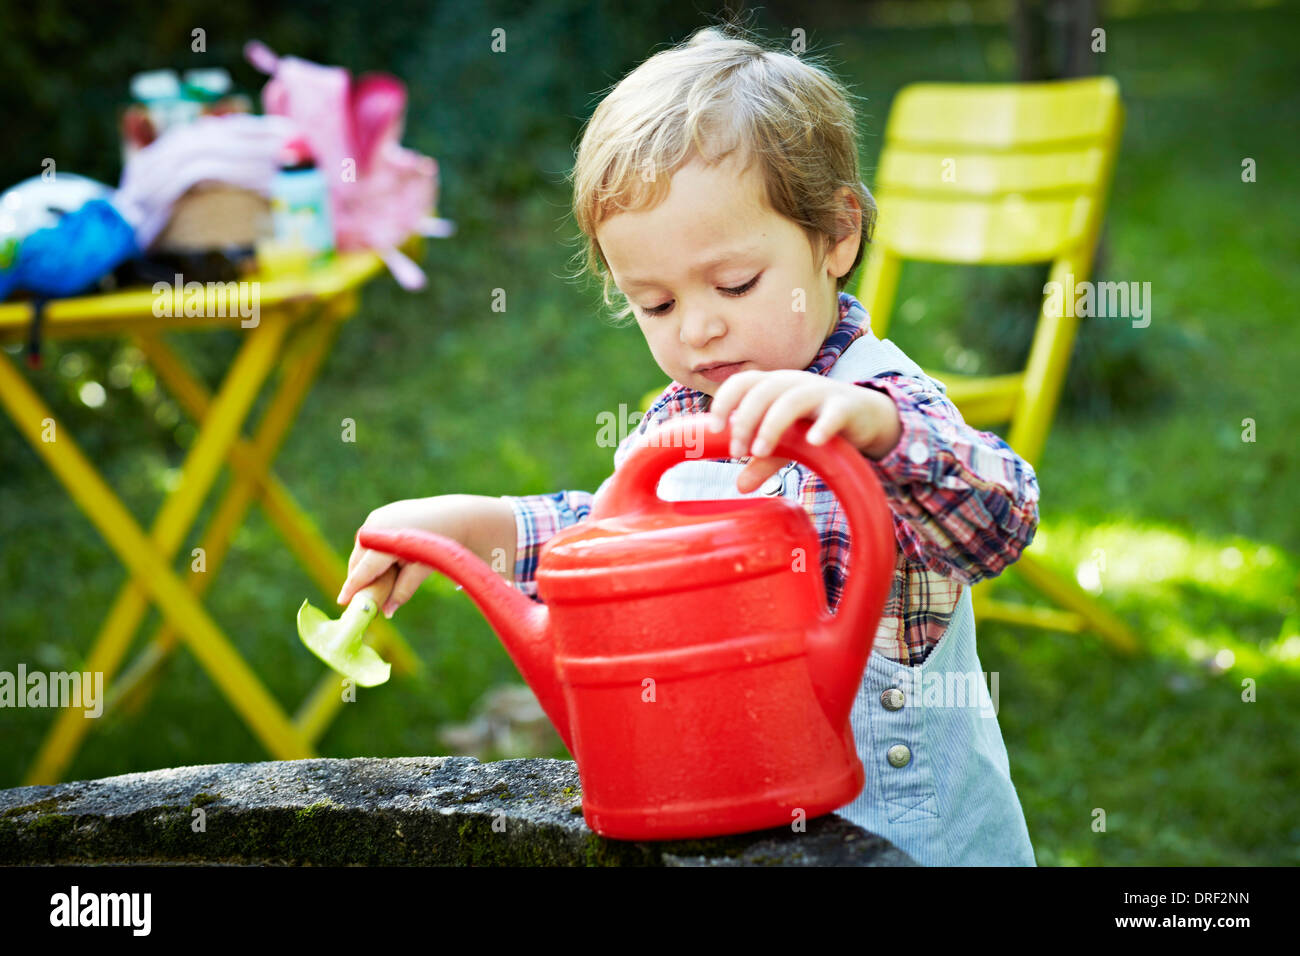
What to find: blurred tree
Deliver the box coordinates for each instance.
[1013,0,1101,81]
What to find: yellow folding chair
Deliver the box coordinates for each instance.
[849,76,1135,652]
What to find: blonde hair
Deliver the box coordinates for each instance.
[568,24,877,326]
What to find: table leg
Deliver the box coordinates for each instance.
[2,313,317,785]
[105,314,343,715]
[109,304,420,731]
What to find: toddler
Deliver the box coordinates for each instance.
[338,25,1040,866]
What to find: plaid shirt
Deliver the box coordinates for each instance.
[501,291,1039,667]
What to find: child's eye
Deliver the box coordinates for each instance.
[638,273,762,317]
[722,273,762,296]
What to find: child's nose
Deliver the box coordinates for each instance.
[678,308,725,349]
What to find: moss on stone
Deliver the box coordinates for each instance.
[455,815,501,866]
[295,799,336,822]
[2,793,74,818]
[0,760,880,867]
[583,834,629,867]
[283,805,374,863]
[17,809,76,858]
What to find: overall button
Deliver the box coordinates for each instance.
[880,688,905,711]
[760,473,784,496]
[887,744,911,768]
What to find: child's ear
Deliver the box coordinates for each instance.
[826,188,863,278]
[840,188,863,238]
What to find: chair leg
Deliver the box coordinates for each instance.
[970,590,1086,634]
[973,549,1139,654]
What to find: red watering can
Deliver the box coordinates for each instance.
[359,414,896,840]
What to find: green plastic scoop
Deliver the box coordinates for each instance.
[297,566,396,687]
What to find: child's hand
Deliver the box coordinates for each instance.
[337,496,468,618]
[707,370,902,494]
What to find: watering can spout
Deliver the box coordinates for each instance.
[355,527,573,754]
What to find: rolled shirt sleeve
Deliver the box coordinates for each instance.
[499,489,595,601]
[496,385,693,601]
[856,373,1040,585]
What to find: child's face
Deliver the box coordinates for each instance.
[596,152,861,397]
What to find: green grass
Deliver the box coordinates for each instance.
[2,2,1297,865]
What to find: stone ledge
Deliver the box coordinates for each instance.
[0,757,916,866]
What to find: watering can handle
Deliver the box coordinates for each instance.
[594,413,896,727]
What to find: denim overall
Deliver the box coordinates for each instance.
[652,328,1037,866]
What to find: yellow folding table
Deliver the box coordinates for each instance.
[0,251,422,785]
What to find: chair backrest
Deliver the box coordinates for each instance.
[852,77,1123,465]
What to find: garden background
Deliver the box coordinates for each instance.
[1,0,1296,865]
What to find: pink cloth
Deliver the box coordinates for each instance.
[245,40,448,289]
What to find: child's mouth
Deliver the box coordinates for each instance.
[697,362,747,383]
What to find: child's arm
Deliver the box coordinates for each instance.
[457,495,520,578]
[856,372,1040,586]
[339,493,514,618]
[497,489,597,601]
